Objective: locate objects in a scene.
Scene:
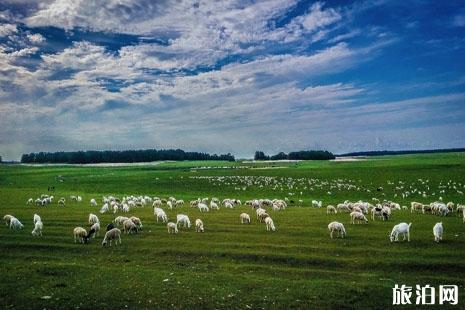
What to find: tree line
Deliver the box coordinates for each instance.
[254,150,335,161]
[21,149,235,164]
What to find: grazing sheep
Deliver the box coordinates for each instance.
[328,221,346,239]
[198,203,209,212]
[312,200,322,208]
[326,205,337,214]
[154,208,168,223]
[3,214,13,226]
[258,212,270,223]
[58,198,66,206]
[9,217,24,230]
[90,222,100,237]
[210,201,219,210]
[88,213,100,225]
[129,216,143,229]
[73,227,87,243]
[27,198,34,205]
[175,200,185,207]
[350,211,368,224]
[195,219,204,232]
[167,201,173,210]
[264,217,276,231]
[240,213,251,224]
[33,214,41,224]
[176,214,191,229]
[102,228,122,246]
[389,222,411,242]
[99,203,109,214]
[114,216,129,226]
[31,221,43,236]
[337,203,351,213]
[433,222,443,243]
[90,199,97,207]
[123,219,138,234]
[167,222,178,234]
[411,201,423,213]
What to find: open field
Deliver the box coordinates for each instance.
[1,153,465,309]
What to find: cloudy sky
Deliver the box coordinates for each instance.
[1,0,465,160]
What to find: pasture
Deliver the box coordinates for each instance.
[1,153,465,309]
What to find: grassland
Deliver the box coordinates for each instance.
[1,152,465,309]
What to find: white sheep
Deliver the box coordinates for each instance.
[88,213,100,225]
[33,214,41,224]
[90,199,97,207]
[9,217,24,230]
[167,222,178,234]
[433,222,443,243]
[73,227,87,243]
[31,220,43,236]
[3,214,13,226]
[350,211,368,224]
[326,205,337,214]
[195,219,204,232]
[389,222,411,242]
[210,201,219,210]
[154,208,168,223]
[240,213,251,224]
[99,203,109,214]
[312,200,322,208]
[27,198,34,205]
[176,214,191,229]
[328,221,346,239]
[102,228,121,246]
[198,203,209,212]
[167,201,173,210]
[264,217,276,231]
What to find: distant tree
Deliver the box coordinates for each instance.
[270,152,288,160]
[0,155,2,163]
[254,151,269,160]
[20,149,235,164]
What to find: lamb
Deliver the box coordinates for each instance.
[154,208,168,223]
[4,214,13,226]
[264,217,276,231]
[33,214,41,224]
[326,205,337,214]
[328,221,346,239]
[176,214,191,229]
[73,227,88,243]
[240,213,251,224]
[433,222,443,243]
[198,203,209,212]
[167,222,178,234]
[31,220,43,236]
[88,213,100,225]
[350,211,368,224]
[9,217,24,230]
[102,228,122,246]
[389,222,411,242]
[90,222,100,237]
[195,219,204,232]
[123,219,138,234]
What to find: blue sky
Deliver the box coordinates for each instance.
[0,0,465,160]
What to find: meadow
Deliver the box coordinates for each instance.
[1,153,465,309]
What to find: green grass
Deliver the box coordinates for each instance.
[1,153,465,309]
